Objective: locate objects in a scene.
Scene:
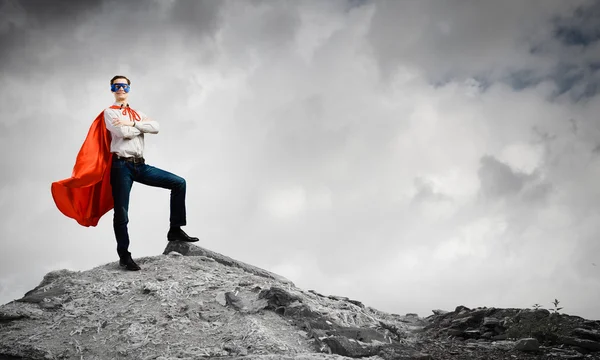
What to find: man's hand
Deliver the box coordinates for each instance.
[111,118,135,127]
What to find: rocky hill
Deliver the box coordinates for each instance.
[1,242,599,360]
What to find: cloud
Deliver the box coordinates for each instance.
[478,155,531,198]
[365,0,600,102]
[367,1,569,79]
[1,0,600,320]
[554,1,600,47]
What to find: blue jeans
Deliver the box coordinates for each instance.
[110,157,187,257]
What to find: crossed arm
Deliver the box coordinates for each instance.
[104,110,160,139]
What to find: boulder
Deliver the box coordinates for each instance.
[514,338,540,352]
[559,336,600,351]
[224,291,268,313]
[322,336,379,357]
[572,328,600,342]
[483,317,499,327]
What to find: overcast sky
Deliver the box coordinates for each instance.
[1,0,600,320]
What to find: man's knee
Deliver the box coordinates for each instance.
[176,177,186,190]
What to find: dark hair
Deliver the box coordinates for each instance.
[110,75,130,85]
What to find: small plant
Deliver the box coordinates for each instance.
[507,299,567,343]
[551,299,563,314]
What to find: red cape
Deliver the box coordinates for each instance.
[51,109,115,227]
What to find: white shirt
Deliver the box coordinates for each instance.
[104,103,159,158]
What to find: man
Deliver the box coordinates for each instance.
[105,75,198,271]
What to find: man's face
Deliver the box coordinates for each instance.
[111,78,130,102]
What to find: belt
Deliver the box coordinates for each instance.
[114,155,145,164]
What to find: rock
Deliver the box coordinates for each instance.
[547,347,585,359]
[163,242,293,284]
[17,284,67,304]
[492,334,508,340]
[572,328,600,342]
[32,269,76,289]
[215,293,227,306]
[224,291,268,313]
[142,282,160,294]
[451,316,473,327]
[514,338,540,352]
[493,325,505,334]
[224,292,243,309]
[455,305,470,313]
[483,317,499,327]
[333,327,388,343]
[559,336,600,351]
[490,340,516,351]
[223,343,248,356]
[481,331,494,339]
[258,287,303,308]
[463,329,480,338]
[308,328,328,340]
[583,320,600,327]
[379,321,406,340]
[284,303,325,325]
[38,300,62,310]
[447,329,463,336]
[323,294,364,308]
[432,309,449,315]
[322,336,379,357]
[529,308,551,317]
[308,290,325,297]
[348,299,364,308]
[0,311,27,323]
[378,345,432,360]
[7,244,600,360]
[547,353,584,359]
[462,308,486,321]
[423,304,600,355]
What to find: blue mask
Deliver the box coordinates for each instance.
[111,83,130,93]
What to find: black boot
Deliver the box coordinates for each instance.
[167,226,199,242]
[119,251,141,271]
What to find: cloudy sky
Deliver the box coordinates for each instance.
[1,0,600,320]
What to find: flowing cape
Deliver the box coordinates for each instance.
[51,110,114,227]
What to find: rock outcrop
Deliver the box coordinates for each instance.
[1,243,599,359]
[0,244,427,360]
[422,305,600,359]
